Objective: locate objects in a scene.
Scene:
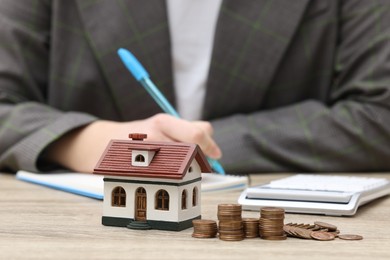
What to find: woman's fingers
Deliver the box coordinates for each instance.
[149,114,222,159]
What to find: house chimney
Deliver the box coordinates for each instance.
[129,133,147,141]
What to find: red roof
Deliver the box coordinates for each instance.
[93,139,212,179]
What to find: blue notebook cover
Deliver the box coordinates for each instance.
[16,171,104,200]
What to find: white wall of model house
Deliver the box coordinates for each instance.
[102,160,202,222]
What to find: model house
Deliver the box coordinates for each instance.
[93,133,212,231]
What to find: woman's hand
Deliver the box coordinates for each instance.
[45,113,222,173]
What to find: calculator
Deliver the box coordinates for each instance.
[238,174,390,216]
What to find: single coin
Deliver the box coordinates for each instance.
[338,234,363,240]
[261,234,287,240]
[219,220,243,229]
[192,233,217,238]
[314,221,337,231]
[310,231,335,241]
[242,218,259,222]
[218,204,242,210]
[261,207,285,213]
[193,219,216,225]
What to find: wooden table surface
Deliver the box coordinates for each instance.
[1,172,389,260]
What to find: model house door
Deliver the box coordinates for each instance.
[135,187,147,221]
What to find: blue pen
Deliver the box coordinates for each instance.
[118,48,225,175]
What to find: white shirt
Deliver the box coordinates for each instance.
[167,0,222,120]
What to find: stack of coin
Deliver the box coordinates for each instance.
[218,204,244,241]
[192,219,218,238]
[218,220,245,241]
[217,204,242,221]
[242,218,259,238]
[259,207,286,240]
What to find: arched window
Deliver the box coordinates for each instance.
[181,190,187,210]
[135,154,145,162]
[192,187,198,207]
[155,190,169,210]
[112,186,126,207]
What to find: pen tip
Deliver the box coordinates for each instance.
[209,159,225,175]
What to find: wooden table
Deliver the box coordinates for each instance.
[1,172,389,260]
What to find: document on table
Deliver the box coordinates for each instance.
[16,171,248,200]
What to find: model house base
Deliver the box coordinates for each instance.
[102,215,201,231]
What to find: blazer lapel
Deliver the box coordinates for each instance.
[204,0,310,119]
[75,0,174,120]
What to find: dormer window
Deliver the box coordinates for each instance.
[135,154,145,162]
[129,133,160,167]
[131,148,160,167]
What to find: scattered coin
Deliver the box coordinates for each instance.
[311,231,336,241]
[314,221,337,231]
[338,234,363,240]
[290,226,313,239]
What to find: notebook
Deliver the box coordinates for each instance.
[238,174,390,216]
[16,170,248,200]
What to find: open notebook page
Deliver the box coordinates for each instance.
[16,171,248,200]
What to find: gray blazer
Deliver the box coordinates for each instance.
[1,0,390,173]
